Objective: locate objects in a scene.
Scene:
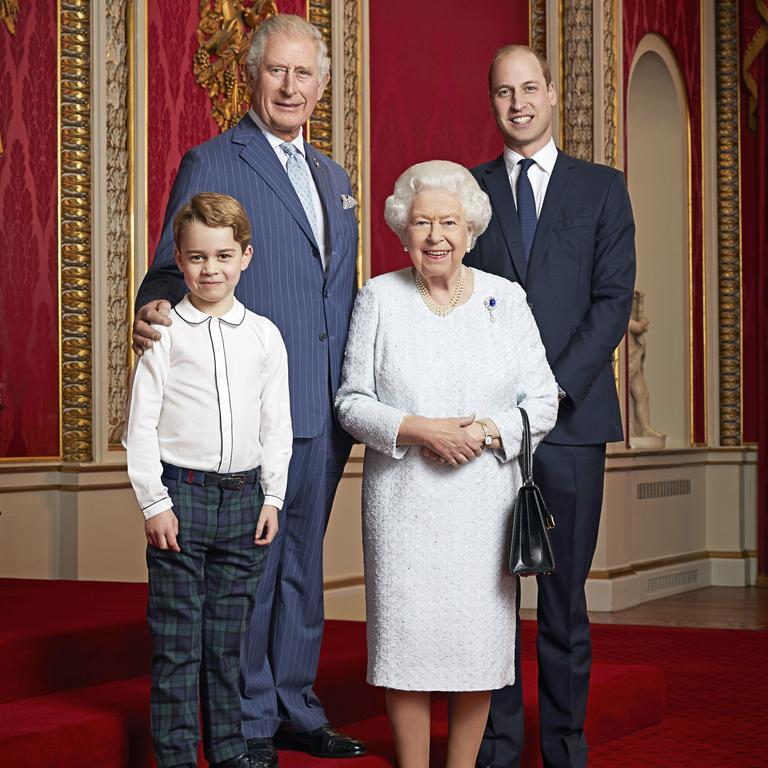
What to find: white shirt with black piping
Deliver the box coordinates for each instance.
[125,294,293,519]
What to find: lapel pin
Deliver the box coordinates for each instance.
[484,296,497,322]
[313,158,320,167]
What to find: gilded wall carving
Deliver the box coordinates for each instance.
[0,0,18,155]
[307,0,332,156]
[602,0,618,167]
[106,0,131,446]
[194,0,278,131]
[530,0,546,59]
[342,0,362,282]
[561,0,593,161]
[715,0,742,445]
[60,0,93,461]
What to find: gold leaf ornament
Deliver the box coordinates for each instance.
[0,0,18,155]
[0,0,18,35]
[194,0,279,131]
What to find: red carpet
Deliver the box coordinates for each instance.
[2,579,760,766]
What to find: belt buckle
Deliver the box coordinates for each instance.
[223,474,245,490]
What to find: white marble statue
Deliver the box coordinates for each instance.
[628,289,665,448]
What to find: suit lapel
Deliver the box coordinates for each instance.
[528,151,575,275]
[232,117,320,251]
[305,142,336,256]
[482,156,529,285]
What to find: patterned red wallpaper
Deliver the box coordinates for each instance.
[739,0,765,444]
[0,2,59,459]
[369,0,530,276]
[147,0,306,261]
[623,0,706,444]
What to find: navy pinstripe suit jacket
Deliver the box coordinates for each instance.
[136,114,359,439]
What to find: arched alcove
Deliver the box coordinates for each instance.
[626,37,690,449]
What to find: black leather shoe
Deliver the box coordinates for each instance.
[246,737,278,768]
[274,723,366,758]
[210,754,252,768]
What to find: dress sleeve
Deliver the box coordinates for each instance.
[124,327,174,519]
[258,324,293,510]
[335,283,410,459]
[490,284,559,463]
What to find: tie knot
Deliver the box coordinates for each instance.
[281,142,301,158]
[518,157,535,174]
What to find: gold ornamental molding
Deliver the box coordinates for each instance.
[603,0,618,167]
[194,0,279,132]
[306,0,332,157]
[742,0,768,130]
[106,0,133,448]
[342,0,362,284]
[715,0,742,445]
[0,0,18,156]
[560,0,594,160]
[59,0,93,462]
[0,0,18,34]
[530,0,546,58]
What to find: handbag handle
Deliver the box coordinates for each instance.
[519,407,534,485]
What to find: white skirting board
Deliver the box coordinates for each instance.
[518,554,757,613]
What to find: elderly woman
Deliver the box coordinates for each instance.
[335,160,558,768]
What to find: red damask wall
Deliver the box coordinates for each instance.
[368,0,530,276]
[738,0,765,445]
[622,0,706,444]
[147,0,306,260]
[0,3,59,459]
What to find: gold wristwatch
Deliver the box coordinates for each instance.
[478,419,493,448]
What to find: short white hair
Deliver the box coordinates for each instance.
[246,15,330,83]
[384,160,492,248]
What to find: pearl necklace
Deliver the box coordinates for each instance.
[412,265,466,317]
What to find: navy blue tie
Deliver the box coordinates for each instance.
[517,158,537,261]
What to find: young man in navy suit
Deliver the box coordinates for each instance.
[131,15,364,768]
[465,46,636,768]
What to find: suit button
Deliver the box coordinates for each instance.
[319,332,328,341]
[323,289,329,299]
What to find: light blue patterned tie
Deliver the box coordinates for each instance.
[517,157,538,261]
[280,142,319,242]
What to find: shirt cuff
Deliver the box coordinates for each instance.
[263,493,284,511]
[142,495,173,520]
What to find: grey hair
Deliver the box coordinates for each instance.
[384,160,492,248]
[246,15,330,83]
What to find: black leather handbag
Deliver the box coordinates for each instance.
[508,408,556,576]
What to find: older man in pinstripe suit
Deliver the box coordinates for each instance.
[132,15,364,768]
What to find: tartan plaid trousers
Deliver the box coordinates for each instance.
[146,468,268,768]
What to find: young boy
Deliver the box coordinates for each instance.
[125,193,292,768]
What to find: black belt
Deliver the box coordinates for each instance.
[161,462,260,491]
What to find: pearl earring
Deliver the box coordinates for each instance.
[403,246,408,252]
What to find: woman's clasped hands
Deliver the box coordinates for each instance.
[399,414,488,467]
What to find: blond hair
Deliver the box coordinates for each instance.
[173,193,252,250]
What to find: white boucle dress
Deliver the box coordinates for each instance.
[335,268,558,691]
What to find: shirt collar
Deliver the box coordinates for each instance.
[248,108,305,156]
[174,294,247,327]
[503,138,558,177]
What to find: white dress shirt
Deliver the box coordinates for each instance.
[248,108,327,269]
[503,137,559,217]
[125,295,293,519]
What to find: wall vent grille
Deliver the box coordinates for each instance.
[636,478,691,500]
[647,568,700,594]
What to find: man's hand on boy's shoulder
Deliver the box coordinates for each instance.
[255,505,279,546]
[145,508,181,552]
[132,299,173,356]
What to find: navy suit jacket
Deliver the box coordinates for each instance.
[466,150,636,445]
[136,114,358,439]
